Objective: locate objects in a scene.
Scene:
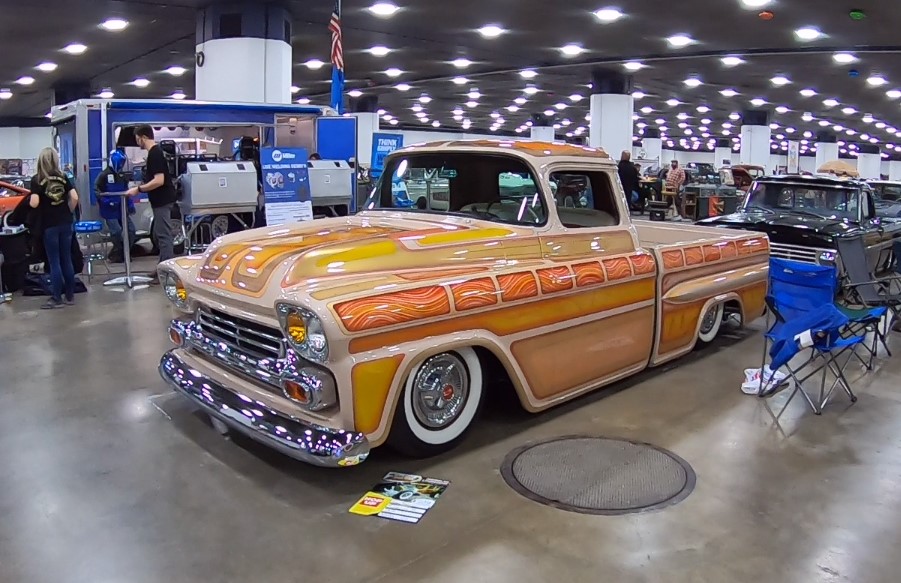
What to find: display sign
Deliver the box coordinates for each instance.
[370,133,403,179]
[787,141,800,174]
[261,147,313,226]
[349,472,449,524]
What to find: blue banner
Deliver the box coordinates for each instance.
[261,147,313,225]
[371,133,403,179]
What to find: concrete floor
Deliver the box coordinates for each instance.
[2,266,900,583]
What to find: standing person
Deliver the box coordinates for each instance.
[95,149,136,263]
[665,160,687,215]
[28,147,79,309]
[617,150,641,211]
[126,125,177,282]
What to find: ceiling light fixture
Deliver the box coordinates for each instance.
[519,69,537,79]
[368,2,399,17]
[36,62,57,72]
[467,89,481,99]
[297,97,311,105]
[823,98,839,107]
[0,89,13,100]
[419,94,432,103]
[721,56,744,67]
[794,27,823,41]
[131,78,150,88]
[886,90,901,99]
[593,7,624,22]
[170,90,186,100]
[833,52,858,64]
[15,76,34,86]
[740,0,771,7]
[515,97,527,105]
[684,77,702,87]
[367,45,390,57]
[165,66,186,76]
[100,18,129,31]
[632,91,645,99]
[98,88,114,99]
[799,88,817,97]
[304,59,325,70]
[506,105,519,112]
[452,76,469,85]
[466,100,478,108]
[348,89,363,97]
[452,58,472,68]
[666,98,680,106]
[775,106,789,114]
[623,61,645,71]
[524,86,539,95]
[570,94,583,103]
[842,106,857,115]
[395,83,411,91]
[640,106,653,114]
[63,43,88,55]
[561,44,585,56]
[555,102,567,110]
[290,85,300,94]
[862,114,874,123]
[720,88,738,97]
[770,75,791,86]
[696,105,710,113]
[750,98,767,107]
[478,24,505,38]
[667,34,695,48]
[384,67,403,77]
[867,75,888,87]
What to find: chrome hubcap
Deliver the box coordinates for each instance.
[411,353,469,429]
[700,305,719,334]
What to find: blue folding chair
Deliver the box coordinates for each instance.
[760,258,868,417]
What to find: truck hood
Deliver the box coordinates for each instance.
[698,210,860,248]
[189,212,536,300]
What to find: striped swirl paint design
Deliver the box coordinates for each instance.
[630,253,656,275]
[498,272,539,302]
[451,278,499,311]
[572,261,606,287]
[537,267,575,294]
[602,257,633,281]
[662,250,685,269]
[336,286,451,332]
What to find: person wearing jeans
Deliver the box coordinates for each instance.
[28,147,79,308]
[127,124,178,283]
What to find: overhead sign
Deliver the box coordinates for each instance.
[371,133,403,179]
[261,147,313,226]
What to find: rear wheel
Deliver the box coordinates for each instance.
[388,348,483,458]
[697,303,725,344]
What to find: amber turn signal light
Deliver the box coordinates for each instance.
[169,328,183,346]
[282,379,310,404]
[285,312,307,344]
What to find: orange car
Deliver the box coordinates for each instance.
[157,140,769,467]
[0,179,28,214]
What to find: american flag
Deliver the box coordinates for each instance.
[329,1,344,72]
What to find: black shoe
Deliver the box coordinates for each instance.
[41,298,64,310]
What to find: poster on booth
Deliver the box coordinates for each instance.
[787,141,800,174]
[349,472,449,524]
[370,133,404,179]
[261,147,313,226]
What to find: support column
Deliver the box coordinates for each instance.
[787,140,801,174]
[352,111,379,167]
[640,128,662,167]
[195,2,293,103]
[588,68,634,158]
[815,131,839,171]
[890,160,901,181]
[739,110,771,170]
[857,143,882,179]
[529,113,555,141]
[714,138,732,168]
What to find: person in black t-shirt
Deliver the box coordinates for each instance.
[126,125,177,281]
[29,147,80,308]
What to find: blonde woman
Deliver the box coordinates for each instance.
[29,148,79,308]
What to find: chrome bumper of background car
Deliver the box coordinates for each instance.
[158,350,370,468]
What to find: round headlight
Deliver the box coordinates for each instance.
[162,271,188,308]
[277,304,329,363]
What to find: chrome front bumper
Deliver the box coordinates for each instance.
[159,350,370,468]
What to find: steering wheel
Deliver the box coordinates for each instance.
[485,200,541,224]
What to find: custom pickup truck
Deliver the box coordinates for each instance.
[157,140,769,468]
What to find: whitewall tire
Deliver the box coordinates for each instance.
[389,347,483,457]
[697,303,725,344]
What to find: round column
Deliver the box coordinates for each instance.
[857,143,882,179]
[529,113,555,141]
[815,131,839,170]
[195,2,293,103]
[588,69,634,158]
[641,128,662,168]
[739,110,771,171]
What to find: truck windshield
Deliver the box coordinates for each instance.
[363,153,548,226]
[744,182,860,221]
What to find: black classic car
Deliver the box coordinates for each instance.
[698,175,901,274]
[869,180,901,218]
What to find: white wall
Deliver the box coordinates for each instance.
[381,129,530,145]
[0,127,52,159]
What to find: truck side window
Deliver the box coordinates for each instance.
[549,171,620,228]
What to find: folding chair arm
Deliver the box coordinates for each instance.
[844,279,895,289]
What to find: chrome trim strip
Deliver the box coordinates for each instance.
[198,310,284,344]
[159,350,369,468]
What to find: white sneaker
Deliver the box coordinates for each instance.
[741,366,790,395]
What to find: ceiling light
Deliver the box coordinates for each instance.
[524,86,539,95]
[452,58,472,69]
[593,7,624,22]
[490,111,500,119]
[775,106,789,114]
[696,105,710,113]
[519,69,539,80]
[833,52,858,64]
[367,45,390,57]
[36,62,57,72]
[131,78,150,88]
[432,120,441,128]
[0,89,12,100]
[452,76,469,85]
[304,59,325,70]
[419,94,432,103]
[862,114,874,123]
[770,75,791,86]
[867,75,888,87]
[886,90,901,99]
[100,18,129,31]
[411,104,423,112]
[720,89,738,97]
[63,43,87,55]
[632,91,645,99]
[561,44,585,56]
[794,27,823,41]
[623,61,645,71]
[296,97,311,105]
[861,133,871,141]
[740,0,771,7]
[348,89,363,97]
[730,112,741,120]
[170,90,186,100]
[15,76,34,86]
[786,127,796,134]
[750,98,767,107]
[802,112,813,121]
[478,24,505,38]
[98,89,114,99]
[833,125,844,132]
[640,106,653,114]
[841,106,857,115]
[666,99,680,106]
[876,122,887,129]
[722,122,733,129]
[684,77,702,88]
[506,105,519,112]
[544,109,555,117]
[799,88,817,97]
[395,83,411,91]
[466,101,478,108]
[721,56,744,67]
[369,2,399,17]
[420,117,429,124]
[555,103,567,110]
[515,97,527,105]
[570,94,583,102]
[655,118,665,125]
[803,131,813,138]
[818,120,830,127]
[769,123,779,130]
[389,119,399,126]
[290,85,301,94]
[823,98,839,107]
[677,113,688,120]
[667,34,694,48]
[462,120,472,129]
[467,89,481,99]
[384,67,403,77]
[701,118,711,124]
[165,66,186,76]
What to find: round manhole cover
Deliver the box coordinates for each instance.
[500,436,696,515]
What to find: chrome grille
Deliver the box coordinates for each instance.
[769,242,831,265]
[197,308,283,362]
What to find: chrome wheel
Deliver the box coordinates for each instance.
[698,303,725,344]
[411,352,470,430]
[210,215,230,239]
[699,306,719,335]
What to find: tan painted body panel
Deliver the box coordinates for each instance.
[162,141,769,448]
